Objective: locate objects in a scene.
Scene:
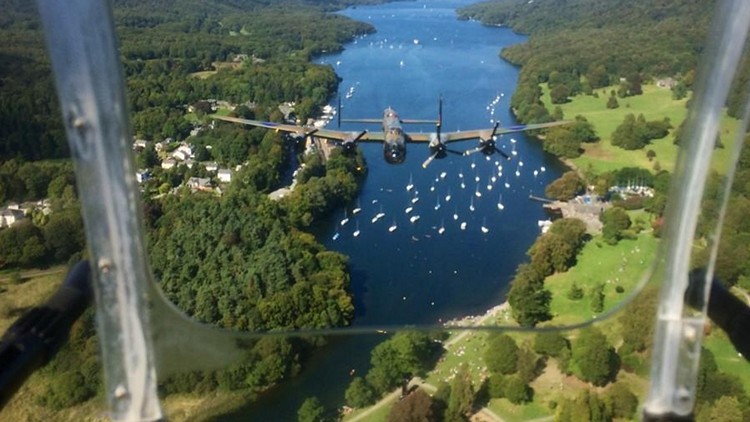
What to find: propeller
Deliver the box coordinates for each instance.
[463,122,510,159]
[341,130,368,154]
[422,96,460,168]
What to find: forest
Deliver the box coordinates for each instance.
[0,0,381,413]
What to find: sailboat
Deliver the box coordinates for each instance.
[445,189,451,202]
[372,205,385,223]
[405,206,414,214]
[469,196,475,212]
[470,157,476,169]
[497,193,505,211]
[460,221,467,230]
[438,219,445,235]
[440,171,447,179]
[453,207,458,221]
[388,220,398,232]
[474,174,480,183]
[460,181,466,189]
[410,215,420,223]
[332,232,340,240]
[353,221,360,237]
[504,178,510,189]
[352,199,362,214]
[406,173,414,192]
[475,185,482,198]
[434,196,441,211]
[340,209,349,226]
[481,217,489,234]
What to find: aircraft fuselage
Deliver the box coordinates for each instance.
[382,107,407,164]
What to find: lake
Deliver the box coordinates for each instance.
[220,1,567,419]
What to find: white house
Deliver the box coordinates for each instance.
[217,169,232,183]
[203,162,219,172]
[0,209,25,228]
[187,177,212,192]
[161,159,177,170]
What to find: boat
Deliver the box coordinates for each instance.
[410,215,420,223]
[405,206,413,214]
[519,161,524,167]
[475,186,482,198]
[469,197,475,212]
[453,211,458,220]
[411,196,419,204]
[332,232,340,240]
[470,158,476,169]
[376,211,385,220]
[353,222,360,237]
[481,217,489,234]
[460,182,466,189]
[497,193,505,211]
[445,190,451,202]
[352,200,362,215]
[533,170,539,177]
[487,184,493,191]
[460,222,467,230]
[372,199,378,204]
[540,166,546,172]
[406,173,414,192]
[458,170,464,179]
[474,175,480,183]
[340,209,349,226]
[434,197,441,211]
[515,169,521,177]
[504,179,510,189]
[389,221,398,232]
[438,220,445,234]
[430,184,435,192]
[440,171,447,179]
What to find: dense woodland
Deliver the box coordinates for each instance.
[0,0,382,413]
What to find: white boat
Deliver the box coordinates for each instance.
[340,209,349,226]
[389,222,398,232]
[406,173,414,192]
[540,166,546,172]
[475,186,482,198]
[438,220,445,234]
[440,171,447,179]
[515,169,521,177]
[453,212,458,221]
[458,170,464,179]
[504,179,510,189]
[519,161,524,167]
[491,176,497,183]
[352,200,362,214]
[474,175,480,183]
[405,206,413,214]
[371,216,379,224]
[410,215,420,223]
[460,222,467,230]
[353,222,360,237]
[434,197,441,211]
[469,197,475,212]
[411,197,420,204]
[487,184,493,191]
[533,170,539,177]
[332,232,340,240]
[445,190,451,202]
[372,199,378,204]
[376,212,385,220]
[497,193,505,211]
[430,184,435,192]
[460,182,466,189]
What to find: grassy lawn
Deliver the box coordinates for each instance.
[540,84,741,175]
[544,231,660,326]
[488,398,551,422]
[703,329,750,393]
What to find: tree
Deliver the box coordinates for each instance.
[572,327,618,386]
[606,95,619,109]
[557,389,610,422]
[550,84,570,104]
[485,334,519,375]
[545,171,584,201]
[508,264,551,327]
[567,281,584,300]
[345,377,376,408]
[590,283,605,313]
[504,376,532,404]
[604,383,638,419]
[533,332,570,358]
[601,206,631,245]
[297,396,328,422]
[516,347,541,383]
[619,286,658,354]
[543,127,581,158]
[387,389,437,422]
[446,364,474,422]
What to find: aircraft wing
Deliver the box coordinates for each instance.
[214,116,386,142]
[442,120,570,143]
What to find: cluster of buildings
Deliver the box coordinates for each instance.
[0,200,52,228]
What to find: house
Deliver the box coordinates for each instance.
[161,159,177,170]
[187,177,212,192]
[172,144,193,161]
[155,141,169,152]
[184,159,195,169]
[656,77,677,89]
[203,162,219,172]
[0,209,25,228]
[217,169,232,183]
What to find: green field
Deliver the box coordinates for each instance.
[540,84,741,175]
[544,230,660,326]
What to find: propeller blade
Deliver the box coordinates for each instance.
[422,152,439,168]
[494,147,510,160]
[463,146,484,156]
[353,130,368,142]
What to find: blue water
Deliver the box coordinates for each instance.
[219,1,566,419]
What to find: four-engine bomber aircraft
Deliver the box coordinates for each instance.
[214,98,568,168]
